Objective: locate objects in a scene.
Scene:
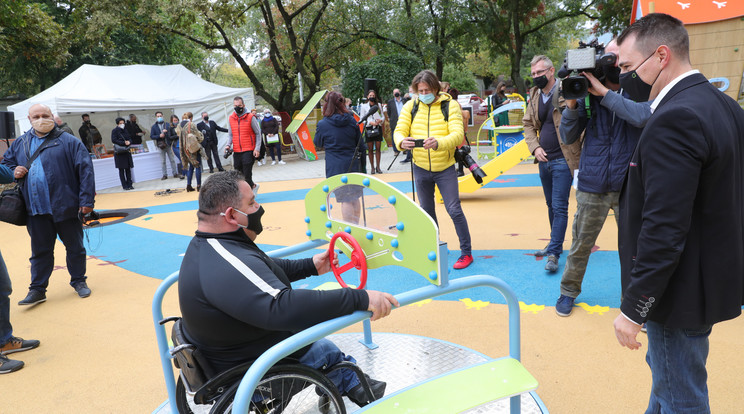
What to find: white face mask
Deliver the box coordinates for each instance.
[31,118,55,135]
[118,124,125,129]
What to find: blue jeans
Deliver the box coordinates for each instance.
[0,249,12,345]
[644,320,712,414]
[298,338,360,394]
[538,159,572,257]
[413,164,472,255]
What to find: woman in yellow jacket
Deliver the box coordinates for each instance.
[394,70,473,269]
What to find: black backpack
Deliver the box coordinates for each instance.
[410,99,450,122]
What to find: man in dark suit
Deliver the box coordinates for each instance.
[615,13,744,412]
[197,111,228,173]
[387,88,404,156]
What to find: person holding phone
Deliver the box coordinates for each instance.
[394,70,474,270]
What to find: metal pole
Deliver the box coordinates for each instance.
[298,73,304,101]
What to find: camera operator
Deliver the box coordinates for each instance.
[523,55,583,274]
[395,70,474,270]
[554,39,652,317]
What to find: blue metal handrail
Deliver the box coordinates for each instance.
[231,274,523,414]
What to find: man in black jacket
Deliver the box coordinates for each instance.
[197,111,228,173]
[387,89,404,156]
[615,13,744,412]
[124,114,146,145]
[179,171,396,407]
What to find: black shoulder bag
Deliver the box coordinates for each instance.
[0,136,55,226]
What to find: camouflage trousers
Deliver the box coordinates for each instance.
[560,190,620,298]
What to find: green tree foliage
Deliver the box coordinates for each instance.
[470,0,600,94]
[442,64,477,93]
[341,54,424,103]
[0,0,210,97]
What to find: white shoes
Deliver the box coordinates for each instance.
[278,160,286,165]
[271,160,276,165]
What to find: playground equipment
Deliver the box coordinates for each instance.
[286,91,325,161]
[153,173,547,413]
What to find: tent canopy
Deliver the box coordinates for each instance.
[9,64,254,132]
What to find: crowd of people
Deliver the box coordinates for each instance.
[1,13,743,414]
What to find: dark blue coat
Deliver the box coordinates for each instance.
[1,127,95,222]
[111,126,134,169]
[313,113,363,177]
[560,91,648,193]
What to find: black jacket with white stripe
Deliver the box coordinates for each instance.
[178,229,369,375]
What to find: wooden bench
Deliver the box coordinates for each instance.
[360,357,538,413]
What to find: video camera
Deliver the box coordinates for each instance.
[557,39,617,100]
[454,146,487,184]
[223,146,233,159]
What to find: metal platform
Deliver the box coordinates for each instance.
[154,332,543,414]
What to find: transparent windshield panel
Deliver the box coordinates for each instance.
[328,184,399,236]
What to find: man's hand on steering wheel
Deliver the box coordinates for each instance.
[366,290,399,321]
[313,249,337,275]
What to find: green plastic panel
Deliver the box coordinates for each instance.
[361,358,538,413]
[287,90,327,134]
[304,173,442,285]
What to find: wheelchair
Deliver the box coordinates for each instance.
[160,316,378,414]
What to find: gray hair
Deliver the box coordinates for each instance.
[530,55,553,69]
[197,171,245,220]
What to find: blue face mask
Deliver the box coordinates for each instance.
[419,93,435,104]
[157,117,164,123]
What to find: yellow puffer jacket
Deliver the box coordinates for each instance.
[393,93,464,172]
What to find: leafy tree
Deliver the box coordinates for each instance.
[322,0,469,79]
[442,64,477,93]
[0,1,70,96]
[341,54,424,103]
[470,0,600,94]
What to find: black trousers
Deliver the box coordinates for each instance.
[26,215,87,292]
[118,168,132,189]
[233,150,256,187]
[202,140,223,171]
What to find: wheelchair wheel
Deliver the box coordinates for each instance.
[175,376,215,414]
[210,364,346,414]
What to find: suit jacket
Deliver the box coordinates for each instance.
[387,97,404,133]
[196,120,228,144]
[618,73,744,328]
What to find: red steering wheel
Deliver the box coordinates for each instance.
[328,232,367,289]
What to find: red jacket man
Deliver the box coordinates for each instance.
[228,97,262,190]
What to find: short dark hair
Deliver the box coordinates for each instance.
[197,171,245,220]
[81,113,89,119]
[322,91,350,117]
[234,96,244,104]
[411,70,441,96]
[618,13,689,62]
[115,117,125,125]
[155,111,163,117]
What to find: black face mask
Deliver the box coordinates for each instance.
[368,97,376,104]
[246,205,265,235]
[618,51,660,102]
[394,92,400,98]
[203,116,209,121]
[603,65,621,84]
[533,75,549,90]
[234,106,244,114]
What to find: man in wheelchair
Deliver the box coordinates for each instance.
[178,171,398,408]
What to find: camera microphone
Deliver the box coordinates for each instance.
[357,105,379,124]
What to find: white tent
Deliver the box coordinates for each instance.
[8,64,254,158]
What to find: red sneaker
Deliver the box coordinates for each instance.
[453,254,473,269]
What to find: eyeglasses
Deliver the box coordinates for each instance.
[531,67,551,78]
